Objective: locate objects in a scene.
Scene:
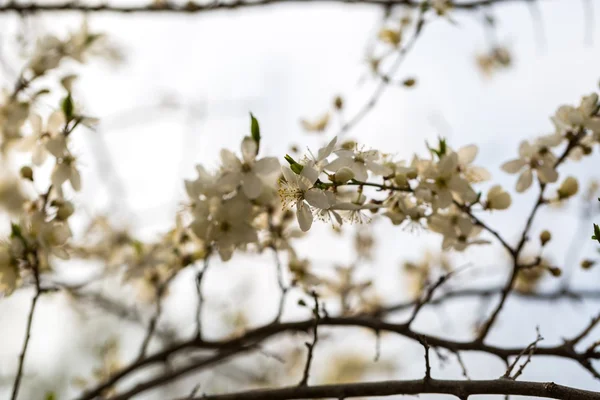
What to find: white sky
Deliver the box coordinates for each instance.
[1,0,600,398]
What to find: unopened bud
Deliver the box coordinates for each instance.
[406,169,418,180]
[20,166,33,181]
[557,176,579,199]
[341,140,356,151]
[581,259,596,270]
[539,230,552,246]
[547,266,562,277]
[402,78,416,87]
[333,167,354,184]
[333,96,344,110]
[394,173,409,187]
[56,201,75,220]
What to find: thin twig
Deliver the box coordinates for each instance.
[406,274,449,327]
[503,327,543,380]
[10,254,42,400]
[195,253,211,339]
[271,246,288,322]
[337,5,426,138]
[299,291,320,386]
[454,350,470,379]
[137,273,177,360]
[418,335,432,381]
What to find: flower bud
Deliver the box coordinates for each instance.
[403,78,416,87]
[557,176,579,199]
[56,201,75,220]
[393,173,408,187]
[333,96,344,110]
[333,167,354,183]
[406,169,418,180]
[378,28,401,46]
[341,140,356,151]
[547,266,562,277]
[485,185,511,210]
[581,259,595,270]
[20,166,33,182]
[539,230,551,246]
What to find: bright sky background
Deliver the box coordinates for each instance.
[1,0,600,398]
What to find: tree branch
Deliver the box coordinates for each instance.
[82,313,600,400]
[0,0,558,15]
[180,378,600,400]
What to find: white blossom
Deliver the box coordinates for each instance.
[420,152,477,208]
[190,193,258,261]
[325,148,391,181]
[18,111,65,165]
[220,137,280,199]
[46,135,81,191]
[455,144,491,183]
[501,140,558,192]
[279,166,330,232]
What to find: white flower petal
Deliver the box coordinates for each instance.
[365,160,392,176]
[242,172,263,199]
[254,157,280,175]
[317,136,337,162]
[297,202,313,232]
[518,141,534,158]
[282,166,297,184]
[241,137,258,163]
[220,149,242,171]
[47,111,66,134]
[466,166,491,182]
[352,162,368,181]
[516,169,533,193]
[70,166,81,191]
[457,144,478,164]
[51,164,70,186]
[220,171,243,192]
[438,152,458,173]
[537,165,558,183]
[304,189,330,209]
[300,164,319,185]
[17,135,37,152]
[324,157,352,172]
[501,159,527,174]
[29,114,42,135]
[46,136,67,158]
[32,145,48,166]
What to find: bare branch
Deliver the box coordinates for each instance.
[0,0,557,15]
[299,291,320,386]
[180,378,600,400]
[195,254,211,340]
[79,313,600,400]
[503,327,543,380]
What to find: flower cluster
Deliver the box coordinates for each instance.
[278,137,504,252]
[185,127,281,261]
[502,93,600,193]
[0,22,113,295]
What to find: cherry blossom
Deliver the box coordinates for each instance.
[220,136,280,199]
